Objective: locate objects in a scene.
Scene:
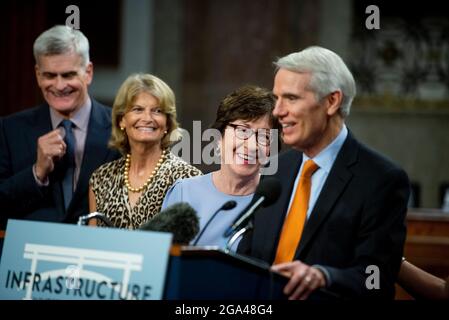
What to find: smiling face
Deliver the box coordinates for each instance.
[273,68,342,157]
[220,115,271,179]
[35,52,93,117]
[119,91,167,150]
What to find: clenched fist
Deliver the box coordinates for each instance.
[34,128,67,181]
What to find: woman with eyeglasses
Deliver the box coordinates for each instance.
[161,85,281,249]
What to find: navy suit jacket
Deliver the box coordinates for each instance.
[0,99,120,227]
[238,132,410,299]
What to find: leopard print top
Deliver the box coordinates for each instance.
[89,152,202,229]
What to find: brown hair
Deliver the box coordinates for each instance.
[211,85,280,135]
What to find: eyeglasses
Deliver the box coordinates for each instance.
[227,123,272,146]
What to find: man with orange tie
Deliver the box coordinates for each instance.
[238,46,410,299]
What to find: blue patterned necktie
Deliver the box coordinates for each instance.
[60,119,75,210]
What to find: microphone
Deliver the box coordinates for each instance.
[77,212,114,227]
[192,200,237,246]
[139,202,199,244]
[223,177,281,237]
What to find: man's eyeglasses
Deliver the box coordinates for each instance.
[227,123,272,146]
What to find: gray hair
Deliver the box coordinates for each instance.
[274,46,356,117]
[33,25,90,68]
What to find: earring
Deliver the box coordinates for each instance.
[120,127,125,131]
[164,130,168,134]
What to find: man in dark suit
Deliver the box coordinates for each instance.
[238,46,410,299]
[0,25,119,228]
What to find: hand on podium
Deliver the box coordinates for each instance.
[271,260,326,300]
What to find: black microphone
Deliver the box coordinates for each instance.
[192,200,237,246]
[139,202,199,244]
[77,212,114,227]
[223,177,281,237]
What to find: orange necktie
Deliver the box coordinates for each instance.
[274,159,319,264]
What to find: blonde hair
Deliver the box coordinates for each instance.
[109,73,181,154]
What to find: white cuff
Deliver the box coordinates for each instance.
[32,165,49,187]
[312,264,332,287]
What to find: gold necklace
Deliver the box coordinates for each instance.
[124,149,167,193]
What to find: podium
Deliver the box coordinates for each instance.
[1,222,336,300]
[164,246,288,299]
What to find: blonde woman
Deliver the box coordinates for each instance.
[88,74,201,229]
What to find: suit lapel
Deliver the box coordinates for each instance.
[27,104,66,218]
[261,149,303,262]
[68,100,112,213]
[26,104,52,157]
[295,133,359,258]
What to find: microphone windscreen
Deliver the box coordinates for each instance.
[222,200,237,211]
[139,202,199,244]
[255,177,282,206]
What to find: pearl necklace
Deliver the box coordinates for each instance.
[124,149,167,193]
